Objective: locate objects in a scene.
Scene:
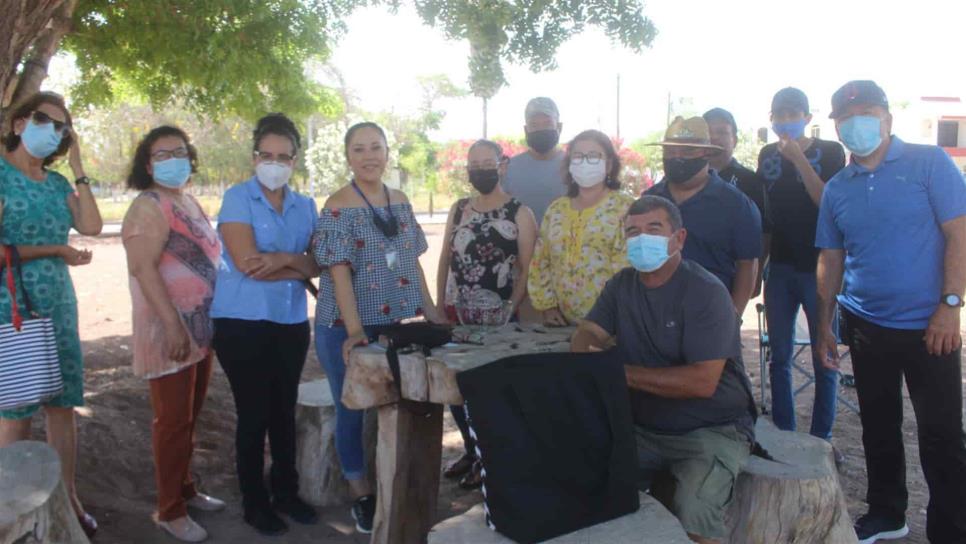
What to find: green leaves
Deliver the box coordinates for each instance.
[411,0,657,99]
[64,0,362,120]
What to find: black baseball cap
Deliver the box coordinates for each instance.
[703,108,738,137]
[771,87,810,115]
[829,80,889,119]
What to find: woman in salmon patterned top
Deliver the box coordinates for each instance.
[121,126,223,543]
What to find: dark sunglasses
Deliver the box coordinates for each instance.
[30,111,71,136]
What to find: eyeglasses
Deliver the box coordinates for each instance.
[31,111,70,137]
[254,151,295,163]
[571,152,604,165]
[151,147,190,162]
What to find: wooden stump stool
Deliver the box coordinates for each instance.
[295,379,377,507]
[427,493,691,544]
[0,441,90,544]
[725,419,857,543]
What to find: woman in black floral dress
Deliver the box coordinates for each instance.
[435,139,537,488]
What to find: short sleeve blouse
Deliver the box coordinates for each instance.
[313,203,428,326]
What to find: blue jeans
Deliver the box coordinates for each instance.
[764,263,838,439]
[315,324,379,480]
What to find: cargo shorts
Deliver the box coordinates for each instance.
[635,423,751,540]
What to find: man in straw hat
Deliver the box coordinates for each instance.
[645,116,762,315]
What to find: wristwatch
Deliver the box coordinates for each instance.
[941,293,964,308]
[74,176,91,186]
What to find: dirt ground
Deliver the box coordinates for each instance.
[14,224,952,543]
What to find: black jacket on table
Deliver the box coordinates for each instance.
[456,350,639,543]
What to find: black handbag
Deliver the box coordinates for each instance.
[374,322,452,414]
[456,350,639,543]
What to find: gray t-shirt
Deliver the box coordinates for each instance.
[502,150,567,225]
[586,261,755,438]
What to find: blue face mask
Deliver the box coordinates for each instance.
[152,158,192,188]
[772,119,807,140]
[627,233,675,273]
[20,120,63,159]
[838,115,883,157]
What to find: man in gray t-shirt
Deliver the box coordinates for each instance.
[572,195,755,543]
[502,97,567,224]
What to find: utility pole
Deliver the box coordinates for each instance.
[616,73,621,139]
[666,91,672,126]
[482,97,488,138]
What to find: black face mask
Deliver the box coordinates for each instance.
[468,168,500,194]
[663,157,708,184]
[526,129,559,154]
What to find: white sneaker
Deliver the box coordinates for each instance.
[157,515,209,542]
[187,493,226,512]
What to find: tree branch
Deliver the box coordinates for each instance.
[9,0,78,108]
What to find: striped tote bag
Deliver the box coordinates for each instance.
[0,246,62,411]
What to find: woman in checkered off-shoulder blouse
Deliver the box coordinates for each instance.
[311,121,445,534]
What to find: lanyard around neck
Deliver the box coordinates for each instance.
[352,181,398,238]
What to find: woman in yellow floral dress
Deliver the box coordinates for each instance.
[528,129,633,326]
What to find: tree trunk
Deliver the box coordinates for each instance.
[0,0,66,126]
[0,441,91,544]
[9,0,78,109]
[724,419,857,543]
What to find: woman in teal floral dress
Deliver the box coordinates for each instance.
[0,92,103,537]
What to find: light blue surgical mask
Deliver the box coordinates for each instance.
[20,119,63,159]
[627,233,675,273]
[838,115,883,157]
[152,158,192,188]
[772,119,807,140]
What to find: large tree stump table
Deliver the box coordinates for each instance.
[724,419,857,543]
[427,492,691,543]
[0,441,90,544]
[295,379,377,506]
[343,325,574,544]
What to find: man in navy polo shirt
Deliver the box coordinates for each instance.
[816,80,966,544]
[645,116,762,315]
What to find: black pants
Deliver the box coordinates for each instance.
[214,318,310,512]
[842,309,966,542]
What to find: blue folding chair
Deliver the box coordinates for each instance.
[755,303,858,415]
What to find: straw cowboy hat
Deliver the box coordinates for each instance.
[649,116,724,150]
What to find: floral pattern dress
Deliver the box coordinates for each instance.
[445,198,522,310]
[0,157,83,419]
[528,190,634,323]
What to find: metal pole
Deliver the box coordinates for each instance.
[616,74,621,139]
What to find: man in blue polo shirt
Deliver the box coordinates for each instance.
[646,116,762,315]
[815,80,966,544]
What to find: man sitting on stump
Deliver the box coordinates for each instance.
[572,195,756,544]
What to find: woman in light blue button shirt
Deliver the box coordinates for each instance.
[210,113,320,536]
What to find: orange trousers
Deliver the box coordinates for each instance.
[148,355,213,521]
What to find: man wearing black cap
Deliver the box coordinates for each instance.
[757,87,845,445]
[816,80,966,544]
[704,107,771,296]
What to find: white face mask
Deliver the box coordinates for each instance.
[569,160,607,188]
[256,162,292,191]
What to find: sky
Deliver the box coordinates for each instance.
[323,0,966,143]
